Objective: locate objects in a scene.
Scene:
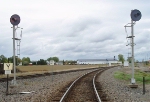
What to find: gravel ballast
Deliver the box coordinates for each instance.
[0,69,96,102]
[98,67,150,102]
[1,67,150,102]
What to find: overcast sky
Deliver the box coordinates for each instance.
[0,0,150,61]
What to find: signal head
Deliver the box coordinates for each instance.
[131,9,142,21]
[10,14,20,25]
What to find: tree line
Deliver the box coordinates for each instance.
[0,54,79,66]
[0,55,59,66]
[1,54,142,66]
[118,54,141,64]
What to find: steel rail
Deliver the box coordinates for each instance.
[59,69,98,102]
[93,70,103,102]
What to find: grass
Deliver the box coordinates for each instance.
[0,65,101,78]
[114,71,131,81]
[16,65,100,72]
[114,70,150,84]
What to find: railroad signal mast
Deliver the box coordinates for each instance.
[10,14,21,85]
[124,9,142,85]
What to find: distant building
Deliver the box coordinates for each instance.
[56,61,63,65]
[124,61,129,67]
[77,59,118,66]
[117,61,122,65]
[29,63,32,66]
[50,60,55,65]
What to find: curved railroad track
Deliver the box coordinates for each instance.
[51,67,111,102]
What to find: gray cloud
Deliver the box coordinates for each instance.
[0,0,150,61]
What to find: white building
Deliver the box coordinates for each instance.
[50,60,55,65]
[124,61,129,67]
[77,59,118,66]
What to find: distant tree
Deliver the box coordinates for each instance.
[63,60,65,65]
[127,57,132,63]
[27,57,30,63]
[53,57,59,62]
[47,57,59,62]
[23,61,29,66]
[22,57,30,66]
[17,57,22,64]
[31,62,37,65]
[8,56,13,63]
[118,54,125,64]
[37,59,47,65]
[127,57,136,63]
[136,60,139,63]
[7,56,22,65]
[145,61,149,65]
[47,57,53,61]
[0,55,8,63]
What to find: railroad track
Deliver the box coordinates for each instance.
[51,67,111,102]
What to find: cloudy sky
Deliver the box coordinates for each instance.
[0,0,150,61]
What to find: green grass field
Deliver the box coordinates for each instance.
[114,70,150,84]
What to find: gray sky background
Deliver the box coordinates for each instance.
[0,0,150,61]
